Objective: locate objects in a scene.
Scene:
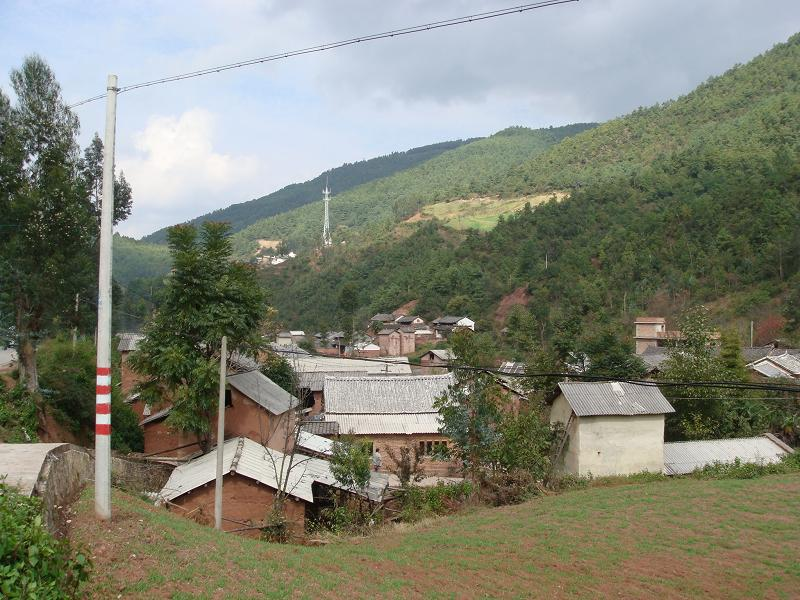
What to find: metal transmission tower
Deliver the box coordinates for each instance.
[322,179,332,247]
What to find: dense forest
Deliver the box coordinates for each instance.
[141,139,473,244]
[228,123,595,258]
[259,33,800,345]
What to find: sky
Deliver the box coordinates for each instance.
[1,0,799,239]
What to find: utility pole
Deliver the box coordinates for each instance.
[95,74,118,521]
[72,293,79,350]
[214,335,227,531]
[750,320,754,348]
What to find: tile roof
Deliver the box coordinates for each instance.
[499,361,526,375]
[159,437,388,504]
[324,374,454,414]
[278,353,411,376]
[227,370,299,415]
[117,332,144,352]
[433,316,465,325]
[300,420,340,436]
[663,434,792,475]
[557,381,675,417]
[371,313,395,322]
[634,317,666,323]
[425,349,455,362]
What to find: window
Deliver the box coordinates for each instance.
[419,440,448,456]
[224,389,232,407]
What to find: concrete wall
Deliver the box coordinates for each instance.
[575,415,665,477]
[33,445,93,533]
[169,472,306,537]
[549,395,580,474]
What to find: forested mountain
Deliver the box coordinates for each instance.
[228,124,594,258]
[261,33,800,343]
[140,139,473,244]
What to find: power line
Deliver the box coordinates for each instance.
[68,0,578,108]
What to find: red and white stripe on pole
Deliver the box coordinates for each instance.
[95,367,112,436]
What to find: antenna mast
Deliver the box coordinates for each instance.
[322,178,332,247]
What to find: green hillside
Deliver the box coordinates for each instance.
[112,234,170,283]
[71,475,800,598]
[141,139,472,244]
[229,123,595,258]
[262,33,800,341]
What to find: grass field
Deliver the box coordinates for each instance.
[70,473,800,599]
[413,192,566,231]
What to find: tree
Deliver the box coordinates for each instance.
[435,330,503,483]
[129,222,268,451]
[581,326,646,379]
[329,436,372,493]
[0,56,97,392]
[79,133,132,226]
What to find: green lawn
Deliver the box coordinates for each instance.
[71,474,800,599]
[418,192,565,231]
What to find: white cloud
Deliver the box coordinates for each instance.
[117,108,259,237]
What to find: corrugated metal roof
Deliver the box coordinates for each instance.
[332,413,442,435]
[296,431,333,456]
[227,371,299,415]
[558,381,675,417]
[278,354,411,376]
[298,371,367,392]
[768,352,800,376]
[427,349,455,361]
[751,360,792,378]
[663,435,792,475]
[159,437,387,503]
[117,332,143,352]
[325,374,453,414]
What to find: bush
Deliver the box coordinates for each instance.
[480,469,538,506]
[0,482,90,598]
[398,481,473,522]
[690,454,800,480]
[0,385,38,443]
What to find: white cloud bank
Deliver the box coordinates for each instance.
[117,108,260,238]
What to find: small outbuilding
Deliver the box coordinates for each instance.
[663,434,793,475]
[550,381,675,477]
[159,437,388,536]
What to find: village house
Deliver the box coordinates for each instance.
[141,369,299,459]
[353,341,381,358]
[549,381,675,477]
[419,348,455,369]
[369,313,396,328]
[747,350,800,379]
[317,374,459,477]
[394,315,426,327]
[158,436,388,536]
[377,327,416,356]
[432,316,475,339]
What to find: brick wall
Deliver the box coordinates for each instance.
[365,433,460,477]
[169,473,306,537]
[142,392,295,457]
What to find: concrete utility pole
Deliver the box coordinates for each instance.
[95,74,118,521]
[214,335,227,531]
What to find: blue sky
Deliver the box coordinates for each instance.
[1,0,798,238]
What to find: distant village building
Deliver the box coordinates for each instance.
[419,349,456,368]
[432,316,475,339]
[549,381,675,477]
[394,315,425,327]
[353,341,381,358]
[158,436,388,536]
[370,313,397,328]
[747,351,800,379]
[319,374,459,477]
[377,327,416,356]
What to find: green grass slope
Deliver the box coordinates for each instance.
[229,123,595,258]
[141,139,473,244]
[71,474,800,598]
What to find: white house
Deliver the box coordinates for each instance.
[550,381,675,477]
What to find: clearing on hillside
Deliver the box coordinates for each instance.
[70,474,800,599]
[409,191,566,231]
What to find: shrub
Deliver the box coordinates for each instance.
[398,481,473,522]
[690,454,800,480]
[0,482,91,598]
[0,385,38,443]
